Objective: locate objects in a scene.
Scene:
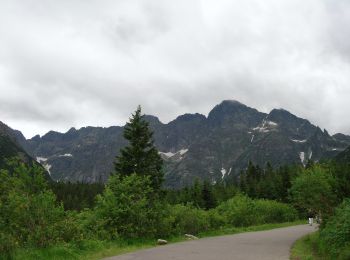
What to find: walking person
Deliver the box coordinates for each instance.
[307,210,314,226]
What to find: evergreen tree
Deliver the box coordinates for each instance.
[246,161,257,198]
[114,106,163,191]
[192,179,204,208]
[202,180,217,210]
[239,170,247,193]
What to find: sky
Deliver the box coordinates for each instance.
[1,0,350,138]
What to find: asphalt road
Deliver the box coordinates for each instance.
[104,224,317,260]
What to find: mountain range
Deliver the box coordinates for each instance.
[2,100,350,188]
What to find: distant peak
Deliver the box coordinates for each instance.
[175,113,206,121]
[67,127,77,132]
[221,100,245,106]
[144,115,162,125]
[209,100,249,114]
[269,108,293,115]
[30,134,41,141]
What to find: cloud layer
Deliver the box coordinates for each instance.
[0,0,350,138]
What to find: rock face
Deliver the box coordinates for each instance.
[334,145,350,163]
[25,126,126,182]
[0,121,41,171]
[6,100,350,188]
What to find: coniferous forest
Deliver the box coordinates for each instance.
[1,107,350,259]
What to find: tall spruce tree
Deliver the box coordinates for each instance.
[114,106,163,191]
[202,180,217,210]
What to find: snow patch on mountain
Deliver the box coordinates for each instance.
[266,121,278,126]
[252,119,278,133]
[36,156,52,175]
[44,164,52,175]
[250,134,255,143]
[59,153,73,157]
[159,151,175,158]
[179,149,188,155]
[36,157,48,163]
[291,139,307,143]
[221,168,227,179]
[299,152,305,165]
[332,148,344,151]
[252,126,270,133]
[160,149,188,159]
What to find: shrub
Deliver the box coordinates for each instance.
[207,209,226,230]
[0,161,71,249]
[216,194,297,227]
[318,199,350,259]
[216,194,256,226]
[254,199,297,223]
[93,174,163,239]
[167,204,210,235]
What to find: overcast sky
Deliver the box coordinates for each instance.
[1,0,350,138]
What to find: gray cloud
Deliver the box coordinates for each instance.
[0,0,350,138]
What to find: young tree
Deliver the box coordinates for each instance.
[114,106,163,192]
[94,174,162,238]
[289,165,337,217]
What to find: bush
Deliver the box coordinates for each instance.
[216,194,256,226]
[0,161,73,249]
[93,174,163,239]
[167,204,210,235]
[254,199,298,224]
[216,194,297,227]
[207,209,226,230]
[318,199,350,259]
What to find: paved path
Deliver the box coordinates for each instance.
[105,225,317,260]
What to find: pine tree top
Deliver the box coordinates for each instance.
[114,106,163,191]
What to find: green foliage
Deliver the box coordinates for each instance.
[0,159,300,258]
[289,165,337,217]
[239,162,301,202]
[165,180,235,209]
[292,199,350,260]
[327,159,350,200]
[216,194,297,227]
[202,180,217,210]
[50,182,104,211]
[114,106,163,192]
[93,174,163,239]
[290,232,319,260]
[0,159,82,256]
[166,204,210,235]
[318,199,350,259]
[253,199,298,224]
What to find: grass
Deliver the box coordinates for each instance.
[290,232,321,260]
[10,220,305,260]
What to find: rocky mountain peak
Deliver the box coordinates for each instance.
[3,100,350,188]
[144,115,162,126]
[207,100,265,127]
